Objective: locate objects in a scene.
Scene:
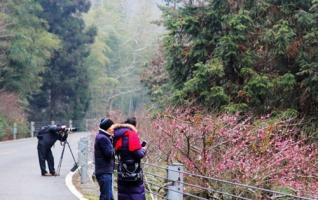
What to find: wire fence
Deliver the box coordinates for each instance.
[144,171,252,200]
[141,162,317,200]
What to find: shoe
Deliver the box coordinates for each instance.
[41,172,51,176]
[50,171,56,176]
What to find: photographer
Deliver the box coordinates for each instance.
[37,124,68,176]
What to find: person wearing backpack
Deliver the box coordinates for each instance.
[37,124,67,176]
[113,117,146,200]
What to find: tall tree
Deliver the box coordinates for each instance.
[30,0,96,121]
[0,0,59,139]
[0,0,59,98]
[147,0,318,116]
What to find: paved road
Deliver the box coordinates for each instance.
[0,132,89,200]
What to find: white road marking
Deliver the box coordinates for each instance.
[0,151,15,156]
[65,170,88,200]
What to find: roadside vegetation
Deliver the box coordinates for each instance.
[141,0,318,198]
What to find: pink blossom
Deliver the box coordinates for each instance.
[149,108,318,198]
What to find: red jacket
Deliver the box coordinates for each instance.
[115,129,142,151]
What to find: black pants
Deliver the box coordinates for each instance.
[37,143,55,175]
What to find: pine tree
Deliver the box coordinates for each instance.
[30,0,96,121]
[0,0,59,98]
[151,0,318,115]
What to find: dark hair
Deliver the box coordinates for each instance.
[124,117,137,126]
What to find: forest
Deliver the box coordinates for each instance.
[0,0,161,136]
[1,0,318,199]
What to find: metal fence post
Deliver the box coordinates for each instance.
[85,119,88,131]
[69,120,73,129]
[30,121,35,137]
[12,123,17,140]
[78,137,89,184]
[167,163,184,200]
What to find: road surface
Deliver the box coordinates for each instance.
[0,132,89,200]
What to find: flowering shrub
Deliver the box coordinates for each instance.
[150,107,318,198]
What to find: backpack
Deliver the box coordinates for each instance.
[117,158,143,183]
[36,126,49,140]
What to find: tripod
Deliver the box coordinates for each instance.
[56,140,78,176]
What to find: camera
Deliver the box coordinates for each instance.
[58,126,77,138]
[65,127,77,132]
[141,141,147,147]
[60,125,77,133]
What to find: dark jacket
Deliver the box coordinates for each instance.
[37,125,66,147]
[114,127,146,200]
[94,130,115,176]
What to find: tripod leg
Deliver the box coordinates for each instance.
[66,141,79,172]
[66,141,77,164]
[56,142,66,176]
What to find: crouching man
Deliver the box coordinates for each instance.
[37,125,67,176]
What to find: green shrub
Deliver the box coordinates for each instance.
[222,103,248,113]
[202,86,230,108]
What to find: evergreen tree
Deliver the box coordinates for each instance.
[0,0,59,139]
[147,0,318,115]
[30,0,96,121]
[0,0,59,98]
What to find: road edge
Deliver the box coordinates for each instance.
[65,170,88,200]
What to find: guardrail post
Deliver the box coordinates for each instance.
[85,119,88,131]
[78,137,89,184]
[167,163,184,200]
[12,123,17,140]
[30,121,35,137]
[69,120,73,129]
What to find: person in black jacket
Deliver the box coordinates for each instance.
[94,118,115,200]
[37,125,67,176]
